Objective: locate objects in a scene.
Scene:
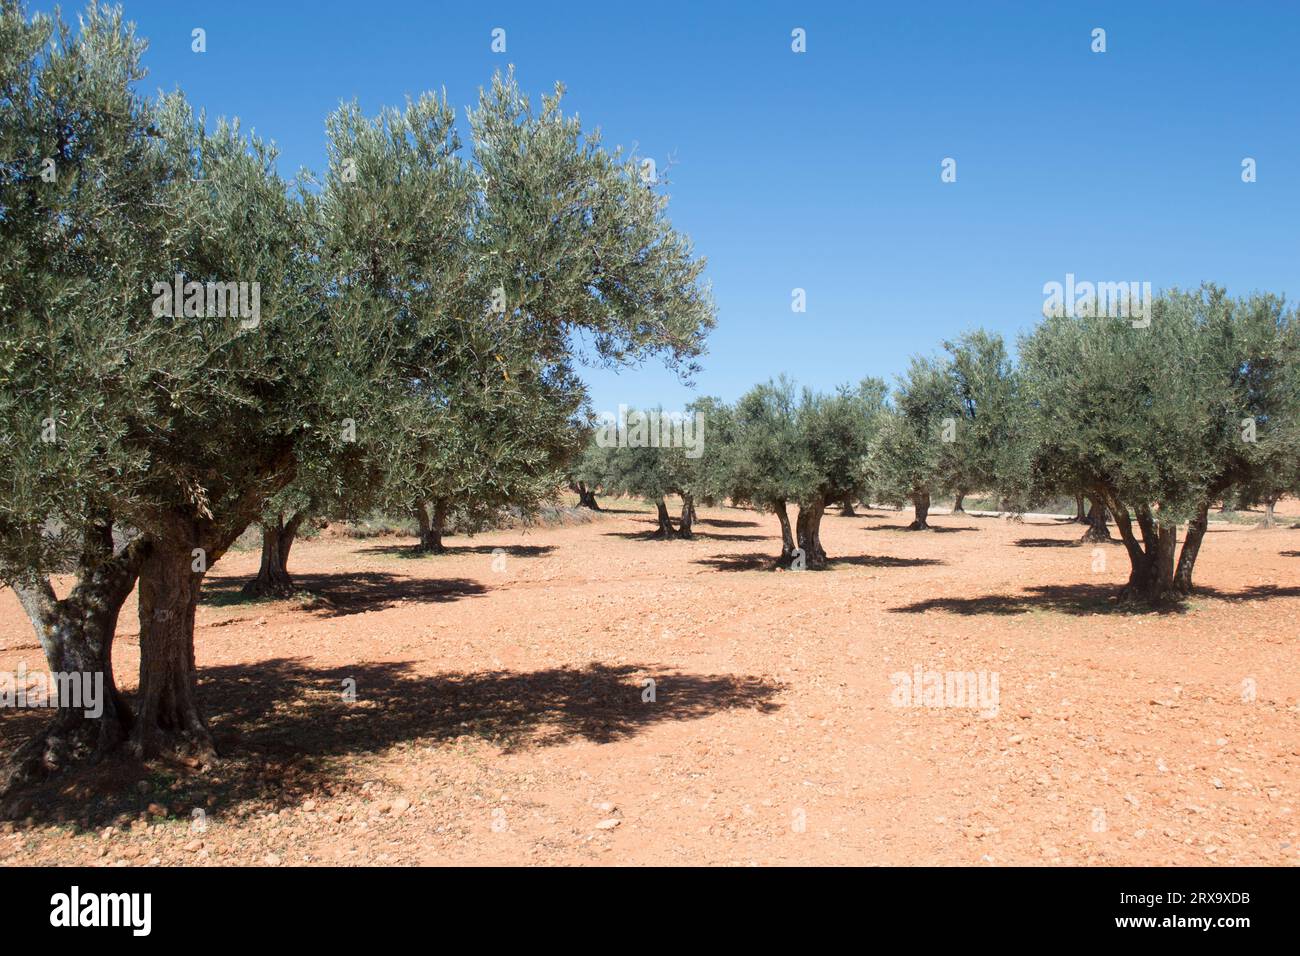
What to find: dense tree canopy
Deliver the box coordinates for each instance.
[1017,286,1297,601]
[0,1,715,787]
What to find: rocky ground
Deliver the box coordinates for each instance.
[1,500,1297,866]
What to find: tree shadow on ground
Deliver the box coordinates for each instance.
[199,572,487,617]
[1015,537,1089,548]
[695,517,760,528]
[602,526,766,542]
[692,552,942,572]
[1281,551,1300,557]
[357,543,555,560]
[829,554,944,568]
[0,659,784,830]
[889,582,1300,617]
[693,552,776,571]
[865,524,978,533]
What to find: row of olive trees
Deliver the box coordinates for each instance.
[576,294,1300,597]
[0,1,714,790]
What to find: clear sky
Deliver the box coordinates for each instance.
[33,0,1300,414]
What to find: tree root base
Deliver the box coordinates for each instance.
[0,715,130,805]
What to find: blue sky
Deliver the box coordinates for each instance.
[34,0,1300,413]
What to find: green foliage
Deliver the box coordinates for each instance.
[722,378,813,511]
[866,356,954,507]
[1019,286,1295,525]
[0,0,718,752]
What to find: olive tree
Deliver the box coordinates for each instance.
[1018,286,1295,603]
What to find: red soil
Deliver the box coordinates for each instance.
[1,501,1297,866]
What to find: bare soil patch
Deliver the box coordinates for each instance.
[1,501,1297,866]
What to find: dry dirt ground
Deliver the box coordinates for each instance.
[1,501,1298,867]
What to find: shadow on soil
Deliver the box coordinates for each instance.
[0,660,784,831]
[602,529,767,542]
[693,551,943,572]
[1013,537,1113,548]
[864,524,978,533]
[890,582,1300,617]
[199,571,487,616]
[602,518,766,542]
[357,543,556,560]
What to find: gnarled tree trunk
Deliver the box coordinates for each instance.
[1174,502,1209,594]
[774,499,795,564]
[652,498,676,538]
[570,481,600,510]
[1080,498,1111,543]
[791,498,828,569]
[908,490,932,530]
[1260,496,1277,528]
[414,499,448,553]
[839,494,856,517]
[952,490,966,514]
[1109,499,1182,604]
[1074,493,1087,523]
[678,494,695,538]
[132,526,215,761]
[242,512,305,596]
[1,521,144,797]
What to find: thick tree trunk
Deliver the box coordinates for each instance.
[774,499,795,563]
[1080,499,1111,543]
[653,498,676,538]
[1145,523,1180,603]
[839,494,857,517]
[952,490,966,514]
[678,494,695,538]
[791,498,828,569]
[570,481,601,510]
[241,512,304,596]
[1110,500,1181,604]
[1109,501,1149,593]
[1173,502,1209,594]
[414,500,447,553]
[1,526,143,797]
[127,445,296,764]
[1074,493,1087,523]
[908,491,932,530]
[1260,496,1277,528]
[132,531,215,761]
